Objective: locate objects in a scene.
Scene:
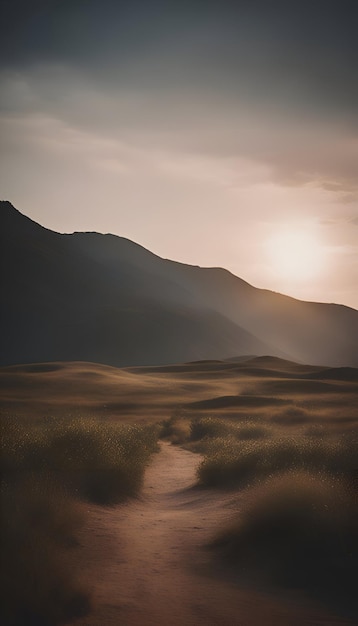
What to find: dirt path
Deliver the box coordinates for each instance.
[74,443,352,626]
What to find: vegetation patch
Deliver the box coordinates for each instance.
[1,477,89,626]
[161,414,271,451]
[1,415,159,625]
[160,413,192,445]
[187,413,358,612]
[212,472,358,610]
[197,429,357,489]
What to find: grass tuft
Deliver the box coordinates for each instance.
[212,471,358,609]
[197,430,357,488]
[1,415,159,624]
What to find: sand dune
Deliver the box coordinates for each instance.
[1,358,357,426]
[255,379,353,395]
[307,367,358,382]
[185,394,288,410]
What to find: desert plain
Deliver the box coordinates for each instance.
[1,355,357,625]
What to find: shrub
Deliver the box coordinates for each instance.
[161,414,271,451]
[1,415,159,624]
[160,414,192,444]
[1,477,90,626]
[197,431,358,488]
[190,416,269,443]
[2,417,159,504]
[212,472,358,609]
[190,417,232,441]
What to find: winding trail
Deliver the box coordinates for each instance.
[74,443,352,626]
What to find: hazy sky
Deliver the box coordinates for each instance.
[1,0,357,309]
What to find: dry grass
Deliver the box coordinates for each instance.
[1,357,357,619]
[1,415,159,625]
[197,429,357,488]
[191,416,270,443]
[161,414,271,449]
[2,416,159,503]
[1,478,89,626]
[212,472,358,611]
[160,402,358,613]
[182,399,358,613]
[160,413,192,444]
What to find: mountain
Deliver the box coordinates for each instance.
[1,201,357,368]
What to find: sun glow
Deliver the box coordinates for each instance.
[266,227,326,282]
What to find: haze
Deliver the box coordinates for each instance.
[1,0,357,308]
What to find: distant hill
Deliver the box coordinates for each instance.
[1,201,357,367]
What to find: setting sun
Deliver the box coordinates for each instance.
[266,227,326,282]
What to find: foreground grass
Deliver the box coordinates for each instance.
[197,430,357,488]
[212,472,358,611]
[162,414,357,488]
[1,415,159,625]
[162,413,358,612]
[161,413,271,448]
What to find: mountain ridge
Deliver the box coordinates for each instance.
[1,201,357,368]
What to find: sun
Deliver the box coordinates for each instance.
[266,227,326,282]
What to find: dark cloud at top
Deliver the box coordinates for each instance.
[1,0,357,116]
[1,0,357,194]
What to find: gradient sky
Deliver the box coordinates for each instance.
[1,0,357,308]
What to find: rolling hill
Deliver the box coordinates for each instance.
[1,201,357,367]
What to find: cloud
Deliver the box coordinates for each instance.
[320,213,358,227]
[2,2,357,111]
[1,62,357,198]
[1,1,357,200]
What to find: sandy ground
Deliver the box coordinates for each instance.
[73,443,352,626]
[1,359,357,426]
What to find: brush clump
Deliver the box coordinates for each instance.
[212,471,358,609]
[197,429,357,488]
[1,415,159,625]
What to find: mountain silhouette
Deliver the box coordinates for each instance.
[1,201,357,367]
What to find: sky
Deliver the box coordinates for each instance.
[1,0,357,309]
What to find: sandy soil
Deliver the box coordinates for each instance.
[73,442,352,626]
[1,358,357,426]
